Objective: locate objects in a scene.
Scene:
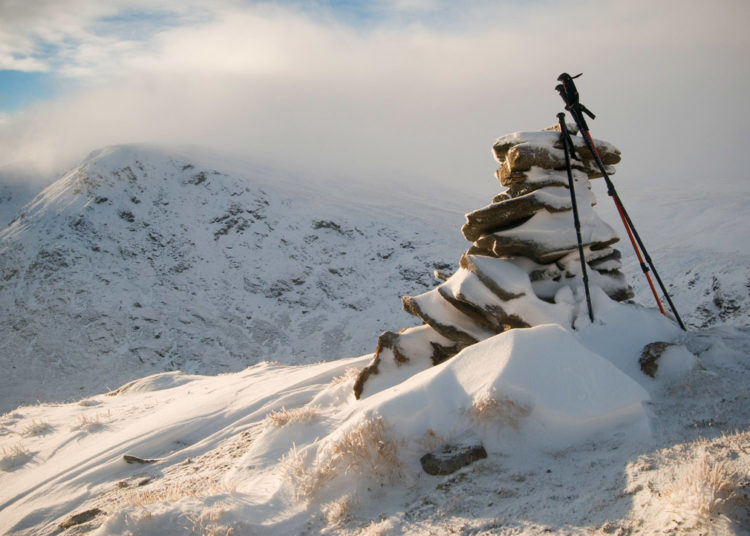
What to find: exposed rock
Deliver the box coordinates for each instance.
[458,254,526,301]
[420,443,488,475]
[353,325,462,399]
[492,131,620,167]
[493,173,576,200]
[462,187,573,242]
[475,232,619,264]
[58,508,105,529]
[401,292,491,345]
[123,454,159,464]
[639,341,675,378]
[497,159,615,185]
[492,131,620,185]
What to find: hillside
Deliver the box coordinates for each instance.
[0,146,467,413]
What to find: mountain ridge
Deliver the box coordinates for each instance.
[0,145,466,412]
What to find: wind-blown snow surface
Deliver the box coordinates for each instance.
[0,146,467,412]
[1,146,749,535]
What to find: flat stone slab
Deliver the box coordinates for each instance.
[420,443,488,475]
[492,131,621,166]
[402,290,495,345]
[58,508,105,529]
[462,187,573,242]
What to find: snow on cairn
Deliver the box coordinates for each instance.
[354,124,633,399]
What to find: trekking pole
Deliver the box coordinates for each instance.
[555,72,687,331]
[557,112,594,323]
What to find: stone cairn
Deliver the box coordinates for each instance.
[353,124,633,399]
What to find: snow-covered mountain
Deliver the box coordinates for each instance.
[0,145,468,413]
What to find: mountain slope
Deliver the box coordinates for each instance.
[0,145,467,412]
[588,180,750,330]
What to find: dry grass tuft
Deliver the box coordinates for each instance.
[468,390,531,429]
[22,419,53,437]
[330,367,360,386]
[125,479,231,507]
[662,452,739,527]
[326,416,403,484]
[416,428,446,453]
[720,428,750,455]
[265,406,320,427]
[72,410,112,433]
[624,429,750,533]
[186,504,249,536]
[281,416,403,501]
[359,518,396,535]
[644,429,750,531]
[0,443,32,470]
[279,445,335,500]
[323,494,357,526]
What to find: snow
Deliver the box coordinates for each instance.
[439,263,573,327]
[356,325,454,398]
[1,144,749,535]
[409,283,496,341]
[492,131,619,168]
[360,324,653,452]
[490,209,618,256]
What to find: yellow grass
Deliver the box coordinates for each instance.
[265,406,320,427]
[468,389,531,429]
[280,416,403,501]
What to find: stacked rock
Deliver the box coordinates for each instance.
[353,125,633,400]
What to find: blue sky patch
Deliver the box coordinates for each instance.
[0,71,56,113]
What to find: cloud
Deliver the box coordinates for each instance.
[0,0,218,74]
[1,0,749,201]
[0,54,49,72]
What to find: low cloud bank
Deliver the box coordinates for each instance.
[1,1,748,197]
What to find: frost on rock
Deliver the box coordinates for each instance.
[355,126,633,399]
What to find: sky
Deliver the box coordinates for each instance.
[0,0,749,200]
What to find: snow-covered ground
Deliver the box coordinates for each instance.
[1,146,749,535]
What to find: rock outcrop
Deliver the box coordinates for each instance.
[354,125,633,399]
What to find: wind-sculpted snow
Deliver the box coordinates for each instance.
[0,145,465,412]
[3,298,746,536]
